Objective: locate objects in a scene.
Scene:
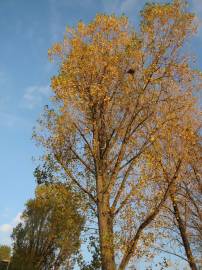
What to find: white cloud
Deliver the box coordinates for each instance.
[0,212,22,245]
[23,85,50,109]
[12,213,22,225]
[0,212,22,231]
[0,224,13,233]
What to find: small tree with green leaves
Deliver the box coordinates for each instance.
[0,245,11,261]
[10,184,84,270]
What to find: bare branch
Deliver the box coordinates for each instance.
[55,154,97,204]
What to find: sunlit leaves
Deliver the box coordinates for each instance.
[35,1,201,269]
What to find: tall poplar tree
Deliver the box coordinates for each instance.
[35,1,201,269]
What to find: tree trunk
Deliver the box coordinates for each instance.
[93,103,116,270]
[97,184,116,270]
[170,194,198,270]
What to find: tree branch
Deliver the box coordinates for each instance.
[118,160,182,270]
[154,247,188,262]
[54,154,97,204]
[70,147,95,175]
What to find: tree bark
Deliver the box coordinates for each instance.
[170,194,198,270]
[97,189,116,270]
[93,101,116,270]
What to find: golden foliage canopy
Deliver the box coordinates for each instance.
[35,1,201,269]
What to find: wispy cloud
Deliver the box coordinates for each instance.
[102,0,120,13]
[0,208,11,219]
[22,85,50,109]
[49,0,70,42]
[0,84,31,128]
[192,0,202,14]
[102,0,140,16]
[120,0,140,15]
[0,111,30,128]
[192,0,202,40]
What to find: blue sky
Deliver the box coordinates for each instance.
[0,0,201,267]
